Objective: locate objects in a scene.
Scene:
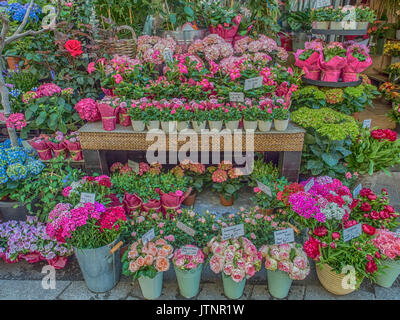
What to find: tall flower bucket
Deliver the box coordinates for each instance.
[138,272,163,299]
[174,264,203,298]
[267,270,293,299]
[376,259,400,288]
[222,273,246,299]
[74,238,121,293]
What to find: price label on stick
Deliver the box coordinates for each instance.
[343,223,362,242]
[244,77,263,91]
[304,178,315,192]
[176,221,196,237]
[229,92,244,102]
[222,224,244,241]
[363,119,372,129]
[315,0,331,8]
[163,48,173,63]
[256,181,272,197]
[80,192,96,204]
[353,184,362,198]
[274,228,295,245]
[181,246,199,256]
[142,228,155,245]
[128,159,140,173]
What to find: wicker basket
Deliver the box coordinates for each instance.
[316,264,360,295]
[96,25,137,59]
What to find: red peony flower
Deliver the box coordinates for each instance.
[332,232,340,240]
[367,194,377,201]
[384,205,395,213]
[369,210,380,220]
[360,202,372,212]
[362,224,376,236]
[375,251,381,259]
[359,188,373,197]
[379,210,390,219]
[64,40,83,57]
[366,260,377,274]
[344,219,358,229]
[303,237,321,260]
[349,199,359,210]
[313,226,328,237]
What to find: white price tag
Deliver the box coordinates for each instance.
[176,221,196,237]
[315,0,331,8]
[222,224,244,241]
[274,228,295,245]
[353,184,362,198]
[80,192,96,204]
[362,119,372,129]
[304,178,315,192]
[343,223,362,242]
[181,246,199,256]
[244,77,263,91]
[163,48,173,63]
[256,181,272,197]
[128,159,140,173]
[142,228,155,245]
[229,92,244,102]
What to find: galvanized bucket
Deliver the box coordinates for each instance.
[74,238,121,293]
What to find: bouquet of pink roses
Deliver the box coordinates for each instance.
[260,243,310,280]
[173,245,205,271]
[208,236,262,283]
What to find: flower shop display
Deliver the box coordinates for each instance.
[355,6,376,30]
[372,229,400,288]
[47,202,128,292]
[208,161,244,206]
[384,41,400,64]
[386,63,400,84]
[173,245,205,298]
[260,243,310,299]
[320,42,347,82]
[345,127,400,176]
[122,238,173,299]
[294,41,323,80]
[310,7,334,30]
[0,216,72,268]
[208,236,262,299]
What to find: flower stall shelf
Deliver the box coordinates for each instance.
[78,122,305,182]
[122,238,173,300]
[173,245,204,298]
[47,202,128,293]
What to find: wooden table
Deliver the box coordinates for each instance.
[79,122,306,182]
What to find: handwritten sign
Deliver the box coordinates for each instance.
[229,92,244,102]
[353,184,362,198]
[256,181,272,197]
[343,223,362,242]
[163,48,173,63]
[274,228,295,245]
[362,119,372,129]
[176,221,196,237]
[80,192,96,204]
[128,159,140,173]
[315,0,331,8]
[244,77,263,91]
[222,224,244,241]
[304,178,315,192]
[181,246,199,256]
[142,228,155,245]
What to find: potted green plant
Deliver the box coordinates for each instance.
[311,7,333,30]
[160,106,178,133]
[191,106,207,133]
[329,8,344,30]
[242,106,259,131]
[143,104,161,130]
[128,103,146,132]
[258,107,273,132]
[223,105,242,131]
[272,100,290,132]
[175,105,192,132]
[356,6,376,30]
[207,106,224,131]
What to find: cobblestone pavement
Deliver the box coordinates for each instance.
[0,172,399,300]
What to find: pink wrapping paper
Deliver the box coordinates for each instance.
[47,256,68,269]
[47,141,68,159]
[20,252,43,264]
[295,50,321,80]
[118,108,131,127]
[209,15,240,43]
[64,140,83,161]
[142,199,161,213]
[319,55,347,82]
[29,139,53,160]
[106,193,122,207]
[159,188,192,216]
[101,87,115,97]
[342,51,372,82]
[123,192,142,215]
[98,103,119,131]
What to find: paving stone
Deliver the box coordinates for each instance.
[196,282,252,300]
[288,285,305,300]
[58,280,131,300]
[0,280,71,300]
[304,285,374,300]
[130,280,180,300]
[375,287,400,300]
[250,284,272,300]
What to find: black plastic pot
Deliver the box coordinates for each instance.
[0,201,28,221]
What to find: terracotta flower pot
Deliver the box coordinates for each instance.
[219,194,234,206]
[7,56,27,70]
[182,191,197,206]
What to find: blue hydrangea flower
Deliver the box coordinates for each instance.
[6,163,27,181]
[6,146,27,165]
[0,166,7,184]
[0,2,8,7]
[26,160,44,176]
[0,149,7,168]
[10,88,21,98]
[1,138,23,149]
[6,2,41,23]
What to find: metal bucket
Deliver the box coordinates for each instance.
[0,201,28,221]
[161,29,208,45]
[74,238,121,293]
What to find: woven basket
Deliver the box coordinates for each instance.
[96,25,137,59]
[316,264,360,295]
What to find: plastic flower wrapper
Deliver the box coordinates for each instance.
[208,236,262,283]
[98,97,120,131]
[64,131,83,161]
[319,47,347,82]
[28,136,52,161]
[173,245,204,271]
[118,104,131,127]
[47,132,68,159]
[294,49,321,80]
[123,191,142,216]
[122,237,173,280]
[342,46,372,82]
[260,243,310,280]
